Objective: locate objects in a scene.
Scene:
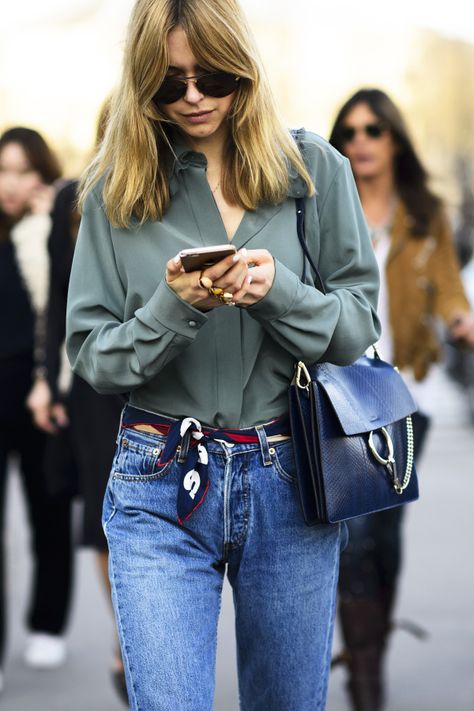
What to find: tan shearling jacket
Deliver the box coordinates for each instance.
[387,201,469,380]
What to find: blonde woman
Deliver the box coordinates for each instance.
[66,1,380,708]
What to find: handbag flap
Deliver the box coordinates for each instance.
[309,356,417,435]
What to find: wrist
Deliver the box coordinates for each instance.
[33,366,48,381]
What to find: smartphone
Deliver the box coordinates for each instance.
[179,244,237,272]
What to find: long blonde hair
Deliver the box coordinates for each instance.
[79,0,314,227]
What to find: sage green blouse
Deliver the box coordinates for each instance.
[66,130,380,428]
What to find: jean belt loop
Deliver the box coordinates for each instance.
[116,405,127,444]
[255,425,272,467]
[177,429,192,464]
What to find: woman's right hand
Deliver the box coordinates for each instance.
[28,182,55,215]
[449,312,474,347]
[166,248,251,309]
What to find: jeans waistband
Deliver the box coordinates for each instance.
[121,405,291,526]
[121,405,290,441]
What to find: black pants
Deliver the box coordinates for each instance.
[338,410,431,601]
[0,353,73,665]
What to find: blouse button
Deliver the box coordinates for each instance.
[188,320,197,327]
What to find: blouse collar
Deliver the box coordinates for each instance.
[168,130,309,199]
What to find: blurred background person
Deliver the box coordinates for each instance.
[0,127,73,690]
[445,159,474,421]
[328,88,474,711]
[27,103,126,705]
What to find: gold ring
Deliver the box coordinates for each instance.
[199,274,213,290]
[207,286,235,306]
[209,287,224,297]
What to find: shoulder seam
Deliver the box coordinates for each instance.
[318,160,348,218]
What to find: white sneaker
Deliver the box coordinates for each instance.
[23,633,67,669]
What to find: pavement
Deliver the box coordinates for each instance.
[2,366,473,710]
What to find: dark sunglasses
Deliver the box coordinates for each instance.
[340,123,388,142]
[153,71,240,105]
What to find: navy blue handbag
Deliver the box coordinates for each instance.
[289,198,419,525]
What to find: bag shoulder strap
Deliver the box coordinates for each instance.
[294,197,326,295]
[289,128,326,294]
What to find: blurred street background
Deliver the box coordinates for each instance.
[2,0,474,205]
[3,365,473,710]
[1,1,474,709]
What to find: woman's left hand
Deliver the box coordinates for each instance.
[234,249,275,306]
[449,312,474,347]
[26,378,56,433]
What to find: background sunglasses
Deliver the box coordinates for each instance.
[341,123,388,142]
[154,71,240,104]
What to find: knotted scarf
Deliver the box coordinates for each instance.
[122,406,289,525]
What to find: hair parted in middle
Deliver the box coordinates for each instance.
[329,88,441,237]
[79,0,315,227]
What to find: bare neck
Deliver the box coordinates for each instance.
[356,171,397,227]
[187,127,228,181]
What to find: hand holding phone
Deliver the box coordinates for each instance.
[179,244,237,272]
[166,244,249,310]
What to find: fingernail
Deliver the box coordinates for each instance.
[240,248,248,257]
[173,256,181,264]
[247,275,253,285]
[232,253,241,263]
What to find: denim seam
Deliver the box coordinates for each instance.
[226,457,250,549]
[212,576,226,692]
[120,439,164,454]
[102,483,117,534]
[113,449,176,482]
[108,538,141,711]
[270,449,297,485]
[102,504,117,533]
[112,468,171,482]
[222,452,233,558]
[315,523,341,710]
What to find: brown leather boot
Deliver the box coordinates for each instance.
[338,597,390,711]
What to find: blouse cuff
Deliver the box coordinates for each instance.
[247,259,304,320]
[139,279,208,339]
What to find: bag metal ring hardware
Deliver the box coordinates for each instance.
[296,361,311,391]
[368,418,414,496]
[368,427,394,466]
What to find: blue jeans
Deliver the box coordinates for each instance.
[102,409,345,711]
